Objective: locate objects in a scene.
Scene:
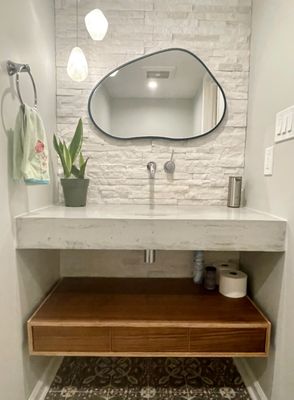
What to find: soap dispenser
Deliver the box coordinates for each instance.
[192,250,204,284]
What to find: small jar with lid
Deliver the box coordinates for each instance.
[204,266,217,290]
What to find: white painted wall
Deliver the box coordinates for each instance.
[61,250,239,278]
[241,0,294,398]
[192,86,203,134]
[91,85,112,133]
[0,1,59,399]
[111,97,194,138]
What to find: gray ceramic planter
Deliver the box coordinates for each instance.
[61,178,89,207]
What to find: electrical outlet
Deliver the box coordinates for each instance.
[264,146,274,176]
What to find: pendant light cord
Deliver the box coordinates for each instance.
[76,0,79,46]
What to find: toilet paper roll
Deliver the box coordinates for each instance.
[219,269,247,298]
[215,262,239,285]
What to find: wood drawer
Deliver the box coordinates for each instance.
[112,327,189,353]
[28,278,271,357]
[31,326,111,354]
[189,328,267,354]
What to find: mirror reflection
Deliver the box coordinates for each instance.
[89,49,226,140]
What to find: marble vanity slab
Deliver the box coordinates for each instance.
[15,205,286,251]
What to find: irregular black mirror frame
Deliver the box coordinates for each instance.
[88,48,227,141]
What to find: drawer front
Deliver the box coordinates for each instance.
[189,328,267,354]
[112,327,189,353]
[32,326,111,353]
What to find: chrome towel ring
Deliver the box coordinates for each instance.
[7,60,38,109]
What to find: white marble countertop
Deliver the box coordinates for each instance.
[17,204,285,221]
[15,205,286,251]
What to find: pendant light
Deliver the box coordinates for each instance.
[85,9,108,41]
[67,0,88,82]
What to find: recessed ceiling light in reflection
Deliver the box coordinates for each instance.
[148,80,158,90]
[110,70,119,77]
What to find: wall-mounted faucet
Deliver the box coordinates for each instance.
[147,161,157,178]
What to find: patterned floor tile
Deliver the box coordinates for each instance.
[149,386,192,400]
[50,358,80,391]
[185,358,244,389]
[45,389,108,400]
[110,357,148,388]
[71,357,113,390]
[108,387,141,399]
[45,357,250,400]
[205,387,251,400]
[149,358,187,388]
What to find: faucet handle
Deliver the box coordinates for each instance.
[164,150,175,174]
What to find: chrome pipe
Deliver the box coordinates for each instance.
[144,249,156,264]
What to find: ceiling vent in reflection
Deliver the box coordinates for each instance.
[147,71,170,79]
[143,66,176,79]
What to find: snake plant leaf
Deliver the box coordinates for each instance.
[62,141,72,177]
[53,134,61,156]
[53,119,89,179]
[69,118,83,163]
[71,165,80,178]
[79,152,85,168]
[71,156,89,179]
[53,135,68,177]
[79,156,89,179]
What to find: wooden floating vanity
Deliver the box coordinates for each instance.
[20,205,284,357]
[28,278,270,357]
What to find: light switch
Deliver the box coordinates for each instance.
[281,117,287,134]
[264,146,274,176]
[286,114,292,132]
[275,105,294,143]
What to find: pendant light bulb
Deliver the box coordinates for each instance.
[67,46,88,82]
[85,9,108,41]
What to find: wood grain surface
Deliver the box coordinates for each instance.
[28,278,270,357]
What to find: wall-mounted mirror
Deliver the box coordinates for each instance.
[88,48,226,141]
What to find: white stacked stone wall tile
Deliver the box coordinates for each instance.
[55,0,251,205]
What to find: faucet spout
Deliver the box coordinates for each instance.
[147,161,156,178]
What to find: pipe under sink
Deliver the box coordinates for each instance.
[144,249,156,264]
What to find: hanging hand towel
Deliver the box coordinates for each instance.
[13,104,50,185]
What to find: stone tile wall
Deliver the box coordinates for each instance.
[55,0,251,205]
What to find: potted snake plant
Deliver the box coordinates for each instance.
[53,118,89,207]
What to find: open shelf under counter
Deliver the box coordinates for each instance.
[16,205,286,251]
[28,278,270,357]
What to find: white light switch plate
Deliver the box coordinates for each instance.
[264,146,274,176]
[275,105,294,143]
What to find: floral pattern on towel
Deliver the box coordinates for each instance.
[35,139,45,153]
[34,139,48,176]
